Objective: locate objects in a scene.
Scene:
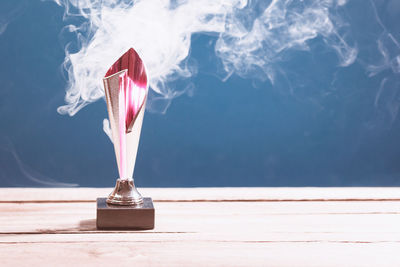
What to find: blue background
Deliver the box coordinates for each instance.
[0,0,400,187]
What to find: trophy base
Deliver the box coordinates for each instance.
[96,197,154,230]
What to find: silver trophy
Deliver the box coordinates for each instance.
[97,48,154,230]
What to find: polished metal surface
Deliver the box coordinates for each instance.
[106,178,143,205]
[104,72,146,180]
[103,48,148,206]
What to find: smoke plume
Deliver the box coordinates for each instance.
[54,0,357,116]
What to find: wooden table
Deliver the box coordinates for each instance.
[1,188,400,266]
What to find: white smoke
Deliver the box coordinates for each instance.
[0,137,78,187]
[0,1,27,36]
[365,0,400,77]
[364,0,400,128]
[0,22,8,35]
[54,0,357,116]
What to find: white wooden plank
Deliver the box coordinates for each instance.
[1,242,399,267]
[1,189,400,266]
[1,187,400,202]
[0,202,399,241]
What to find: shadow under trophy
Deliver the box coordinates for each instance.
[96,48,155,230]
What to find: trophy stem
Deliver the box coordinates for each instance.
[107,178,143,206]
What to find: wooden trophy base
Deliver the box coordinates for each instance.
[96,197,154,230]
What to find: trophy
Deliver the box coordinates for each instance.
[96,48,154,230]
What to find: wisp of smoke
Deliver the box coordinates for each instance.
[54,0,357,117]
[364,0,400,128]
[0,1,28,36]
[0,137,78,187]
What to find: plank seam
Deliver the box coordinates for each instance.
[1,198,400,203]
[1,240,400,244]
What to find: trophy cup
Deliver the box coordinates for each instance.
[96,48,154,230]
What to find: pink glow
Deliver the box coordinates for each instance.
[105,48,148,178]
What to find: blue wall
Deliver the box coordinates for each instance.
[0,0,400,187]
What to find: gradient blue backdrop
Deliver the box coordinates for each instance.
[0,0,400,187]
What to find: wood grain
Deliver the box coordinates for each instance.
[1,188,400,266]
